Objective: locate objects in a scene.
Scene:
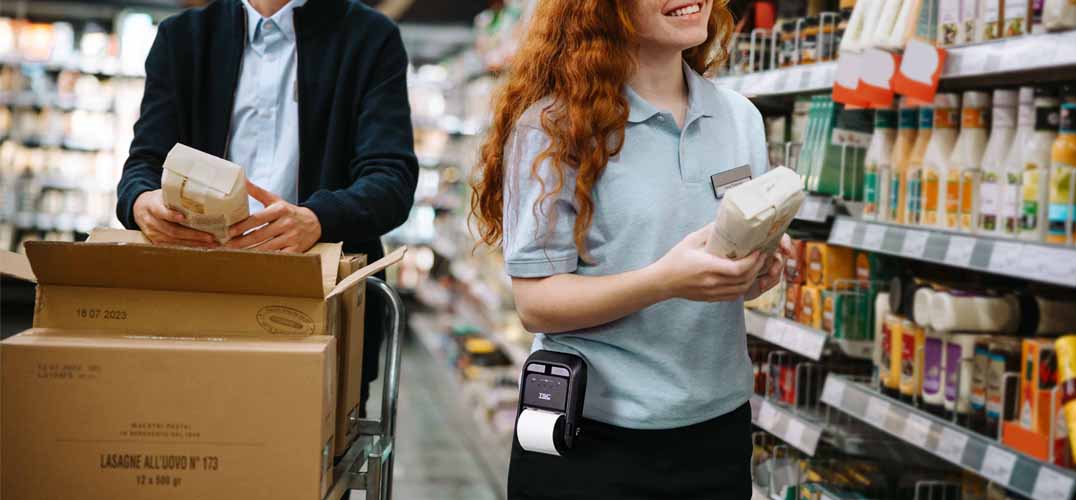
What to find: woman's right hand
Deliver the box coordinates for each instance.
[133,189,218,247]
[653,224,767,302]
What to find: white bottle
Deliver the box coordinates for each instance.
[874,292,891,377]
[944,91,991,232]
[872,0,906,48]
[841,0,874,52]
[864,108,898,220]
[922,93,962,228]
[886,0,919,48]
[860,0,889,50]
[1001,87,1035,237]
[928,291,1021,333]
[979,89,1018,235]
[1019,88,1061,241]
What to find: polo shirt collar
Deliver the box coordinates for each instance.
[626,60,718,124]
[242,0,306,43]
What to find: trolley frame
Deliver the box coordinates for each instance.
[325,277,404,500]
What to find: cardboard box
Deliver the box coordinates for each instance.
[805,243,854,288]
[799,285,823,330]
[15,229,404,339]
[161,143,250,243]
[334,254,368,456]
[1019,339,1058,434]
[1,329,336,500]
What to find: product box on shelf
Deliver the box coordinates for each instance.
[785,239,807,285]
[1002,337,1070,466]
[1,329,337,500]
[799,285,823,330]
[161,143,250,243]
[785,283,802,321]
[806,243,855,288]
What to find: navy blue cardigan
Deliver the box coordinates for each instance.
[116,0,418,259]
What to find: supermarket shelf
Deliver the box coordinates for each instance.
[0,55,145,79]
[745,309,871,361]
[827,216,1076,289]
[795,194,834,223]
[0,91,115,113]
[750,394,824,457]
[713,31,1076,98]
[820,375,1076,500]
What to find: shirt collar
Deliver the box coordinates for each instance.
[626,60,719,124]
[242,0,307,43]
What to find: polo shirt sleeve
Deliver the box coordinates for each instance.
[502,124,580,278]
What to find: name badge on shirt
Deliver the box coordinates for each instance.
[711,165,752,199]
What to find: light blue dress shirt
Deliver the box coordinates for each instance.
[502,62,769,429]
[227,0,306,213]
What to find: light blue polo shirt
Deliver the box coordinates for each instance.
[502,62,768,430]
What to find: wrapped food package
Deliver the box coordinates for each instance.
[706,166,806,259]
[161,143,250,243]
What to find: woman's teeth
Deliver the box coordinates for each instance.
[668,4,701,16]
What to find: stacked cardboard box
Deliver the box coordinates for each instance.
[0,229,404,500]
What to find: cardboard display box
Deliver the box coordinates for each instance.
[2,329,336,500]
[335,254,368,455]
[161,143,250,243]
[20,229,403,340]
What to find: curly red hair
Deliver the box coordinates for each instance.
[470,0,735,257]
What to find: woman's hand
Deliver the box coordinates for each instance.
[653,224,767,302]
[745,234,795,300]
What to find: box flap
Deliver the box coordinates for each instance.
[163,143,244,194]
[87,227,150,244]
[25,241,327,298]
[0,250,36,283]
[3,328,333,353]
[308,243,343,295]
[327,246,407,299]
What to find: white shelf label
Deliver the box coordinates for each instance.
[758,401,779,429]
[866,397,890,428]
[821,378,846,407]
[980,446,1017,485]
[902,230,929,257]
[944,236,976,267]
[800,331,827,360]
[786,418,807,450]
[1032,467,1076,500]
[1037,247,1076,285]
[988,241,1023,273]
[863,224,886,250]
[831,219,856,246]
[937,427,969,464]
[903,413,932,449]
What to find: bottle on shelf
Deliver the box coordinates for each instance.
[871,0,905,48]
[1001,87,1035,236]
[840,0,871,52]
[864,106,898,220]
[890,98,919,223]
[945,91,990,232]
[922,93,961,227]
[1046,102,1076,245]
[1019,87,1060,241]
[1042,0,1076,31]
[922,328,948,416]
[976,0,1004,41]
[979,89,1018,234]
[905,105,934,226]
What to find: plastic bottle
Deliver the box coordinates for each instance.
[1020,87,1061,241]
[922,93,961,227]
[1047,102,1076,245]
[921,328,948,415]
[886,0,920,47]
[872,0,906,47]
[874,291,891,376]
[928,290,1021,333]
[979,89,1018,234]
[1001,87,1035,236]
[905,106,934,226]
[945,333,983,422]
[889,99,918,223]
[944,91,990,232]
[841,0,872,52]
[864,107,898,220]
[860,0,889,50]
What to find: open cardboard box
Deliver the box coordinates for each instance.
[0,228,406,458]
[2,329,336,500]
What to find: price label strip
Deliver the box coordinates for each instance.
[1032,467,1076,500]
[988,241,1023,273]
[758,401,779,430]
[944,236,976,267]
[865,397,890,429]
[862,224,886,251]
[821,377,846,407]
[937,427,969,465]
[830,218,856,246]
[902,413,932,449]
[980,446,1017,485]
[785,418,807,452]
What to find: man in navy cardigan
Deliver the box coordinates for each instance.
[116,0,417,419]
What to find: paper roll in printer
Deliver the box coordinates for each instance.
[515,350,587,456]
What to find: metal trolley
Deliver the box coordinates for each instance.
[325,277,405,500]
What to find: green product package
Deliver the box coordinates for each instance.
[813,104,873,199]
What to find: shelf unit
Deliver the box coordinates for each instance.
[750,394,825,456]
[745,309,873,361]
[826,216,1076,288]
[821,375,1076,500]
[713,31,1076,98]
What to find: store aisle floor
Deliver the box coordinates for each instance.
[353,333,507,500]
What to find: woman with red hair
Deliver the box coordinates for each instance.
[472,1,793,497]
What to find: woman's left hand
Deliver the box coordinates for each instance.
[745,234,795,300]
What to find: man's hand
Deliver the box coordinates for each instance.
[133,189,218,247]
[226,181,321,253]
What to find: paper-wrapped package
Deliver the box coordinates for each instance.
[706,166,805,259]
[161,143,249,242]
